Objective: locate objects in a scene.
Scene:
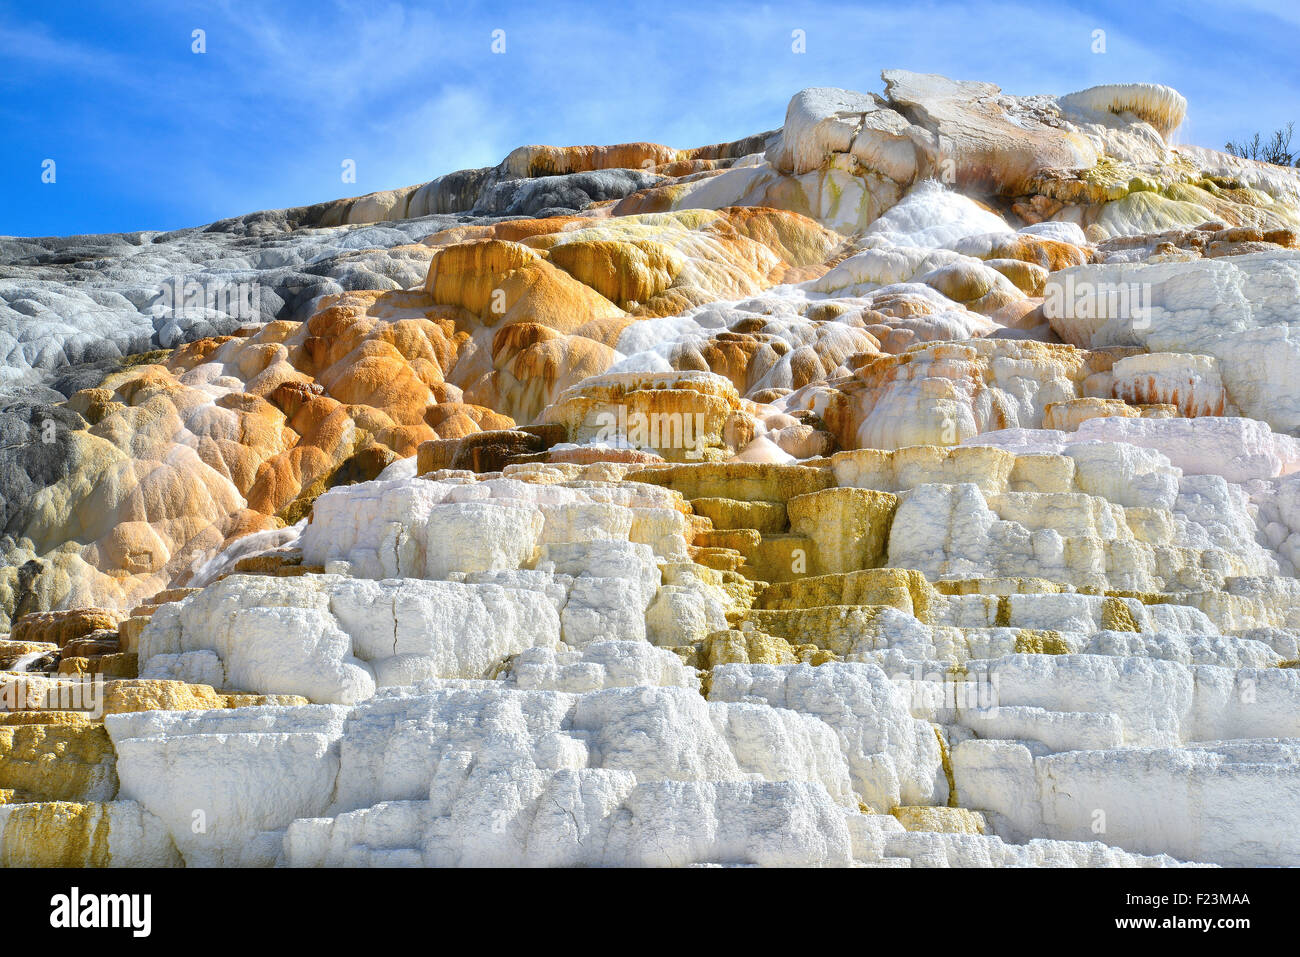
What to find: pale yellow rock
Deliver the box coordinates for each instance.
[987,491,1128,541]
[984,257,1049,295]
[1007,452,1076,493]
[0,713,117,803]
[542,372,738,463]
[100,679,307,715]
[1101,596,1142,632]
[694,527,761,555]
[758,568,938,622]
[698,629,798,669]
[743,604,889,655]
[934,577,1068,597]
[11,608,125,648]
[744,533,816,583]
[0,801,112,866]
[147,587,201,605]
[1013,629,1075,655]
[1123,507,1176,545]
[117,616,152,654]
[0,710,90,727]
[786,487,898,574]
[832,444,1017,494]
[220,692,311,709]
[690,498,788,534]
[890,805,988,835]
[1043,397,1140,431]
[629,461,834,502]
[0,800,182,867]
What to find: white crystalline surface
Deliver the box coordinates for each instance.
[101,449,1300,867]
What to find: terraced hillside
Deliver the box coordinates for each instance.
[4,70,1300,867]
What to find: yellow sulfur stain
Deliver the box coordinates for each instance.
[757,567,937,623]
[890,805,988,835]
[0,714,117,803]
[1101,597,1141,632]
[698,629,798,670]
[933,724,959,808]
[1014,629,1072,655]
[0,801,111,867]
[995,596,1013,628]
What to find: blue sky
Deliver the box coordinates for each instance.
[3,0,1298,237]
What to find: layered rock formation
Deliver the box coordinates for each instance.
[5,69,1300,867]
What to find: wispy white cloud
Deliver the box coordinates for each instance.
[0,20,121,74]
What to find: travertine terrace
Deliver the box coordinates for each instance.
[4,70,1300,867]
